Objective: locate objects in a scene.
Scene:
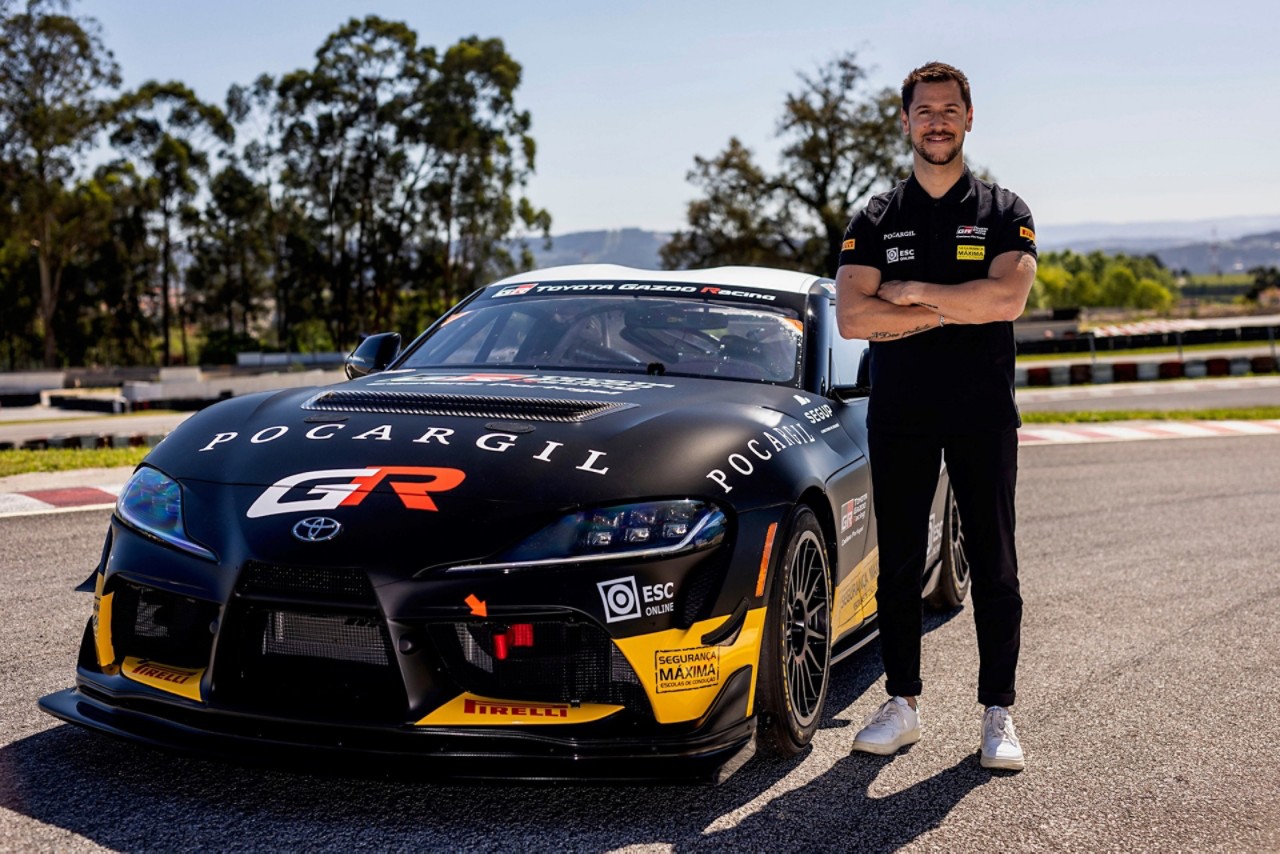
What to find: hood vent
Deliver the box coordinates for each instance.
[301,390,635,423]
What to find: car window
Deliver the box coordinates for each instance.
[829,303,869,387]
[403,295,804,384]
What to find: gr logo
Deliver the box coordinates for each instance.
[597,576,641,623]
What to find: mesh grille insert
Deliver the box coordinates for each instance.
[260,611,390,666]
[237,562,376,606]
[301,390,634,422]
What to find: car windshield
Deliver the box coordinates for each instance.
[401,294,804,384]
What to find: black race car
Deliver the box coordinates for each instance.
[40,265,968,782]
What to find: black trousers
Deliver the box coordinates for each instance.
[867,427,1021,707]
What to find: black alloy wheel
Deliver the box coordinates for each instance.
[926,485,971,609]
[758,505,832,757]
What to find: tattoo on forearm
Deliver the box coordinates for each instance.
[867,322,935,341]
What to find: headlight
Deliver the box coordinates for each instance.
[483,500,727,568]
[116,467,216,561]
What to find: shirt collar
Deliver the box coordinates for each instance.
[905,167,975,205]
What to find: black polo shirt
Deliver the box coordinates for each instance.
[838,168,1037,434]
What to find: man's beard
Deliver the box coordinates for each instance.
[913,134,963,166]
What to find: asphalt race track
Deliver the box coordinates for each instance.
[2,436,1279,852]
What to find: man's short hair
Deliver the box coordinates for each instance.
[901,62,972,112]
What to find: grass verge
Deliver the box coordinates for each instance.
[1016,339,1276,363]
[0,447,149,478]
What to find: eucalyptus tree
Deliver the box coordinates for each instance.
[184,163,272,355]
[0,0,120,365]
[110,80,234,364]
[267,16,430,348]
[416,35,550,310]
[663,52,910,277]
[258,18,548,347]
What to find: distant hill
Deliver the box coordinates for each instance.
[521,216,1280,276]
[526,228,672,270]
[1036,214,1280,274]
[1037,215,1280,251]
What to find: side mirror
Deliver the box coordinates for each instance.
[829,348,872,401]
[344,332,402,380]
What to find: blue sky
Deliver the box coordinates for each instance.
[81,0,1278,237]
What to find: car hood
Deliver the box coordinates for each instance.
[141,369,846,571]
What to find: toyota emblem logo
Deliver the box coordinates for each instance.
[292,516,342,542]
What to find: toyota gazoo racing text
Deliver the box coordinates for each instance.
[40,265,969,781]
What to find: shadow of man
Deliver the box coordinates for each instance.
[683,753,990,853]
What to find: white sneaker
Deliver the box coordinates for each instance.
[980,705,1025,771]
[851,696,921,755]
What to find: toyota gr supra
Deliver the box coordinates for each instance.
[40,264,969,782]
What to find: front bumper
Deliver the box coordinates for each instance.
[39,667,758,783]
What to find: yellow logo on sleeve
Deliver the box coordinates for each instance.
[841,239,856,251]
[1019,226,1036,241]
[957,245,985,261]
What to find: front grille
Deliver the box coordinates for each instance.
[237,561,376,607]
[429,620,649,716]
[214,604,405,722]
[110,580,218,669]
[301,390,634,422]
[260,611,389,666]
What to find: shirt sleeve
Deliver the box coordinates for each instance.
[992,193,1037,259]
[837,209,881,270]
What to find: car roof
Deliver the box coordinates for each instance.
[486,264,829,296]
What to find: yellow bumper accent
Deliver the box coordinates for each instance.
[613,607,767,724]
[121,657,204,702]
[92,573,116,671]
[415,693,624,726]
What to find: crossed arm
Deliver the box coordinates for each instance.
[835,250,1038,341]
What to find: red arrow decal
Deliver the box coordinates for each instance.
[465,594,487,617]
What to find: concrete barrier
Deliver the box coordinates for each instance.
[1183,360,1207,379]
[1137,362,1159,381]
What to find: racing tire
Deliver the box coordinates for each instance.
[758,505,832,757]
[926,485,971,610]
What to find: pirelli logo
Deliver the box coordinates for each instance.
[842,239,856,251]
[957,245,986,261]
[1020,226,1036,241]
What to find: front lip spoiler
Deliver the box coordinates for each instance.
[38,686,757,784]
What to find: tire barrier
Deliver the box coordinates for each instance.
[1014,353,1279,387]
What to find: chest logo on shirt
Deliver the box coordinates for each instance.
[957,245,985,261]
[884,230,915,240]
[956,225,988,240]
[886,247,915,264]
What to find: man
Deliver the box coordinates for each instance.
[835,61,1036,771]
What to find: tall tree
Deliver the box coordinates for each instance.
[417,35,550,309]
[663,52,910,277]
[110,80,234,363]
[0,0,120,365]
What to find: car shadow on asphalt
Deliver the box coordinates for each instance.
[1,607,980,851]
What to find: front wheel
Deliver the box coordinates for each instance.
[926,485,971,609]
[758,506,832,757]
